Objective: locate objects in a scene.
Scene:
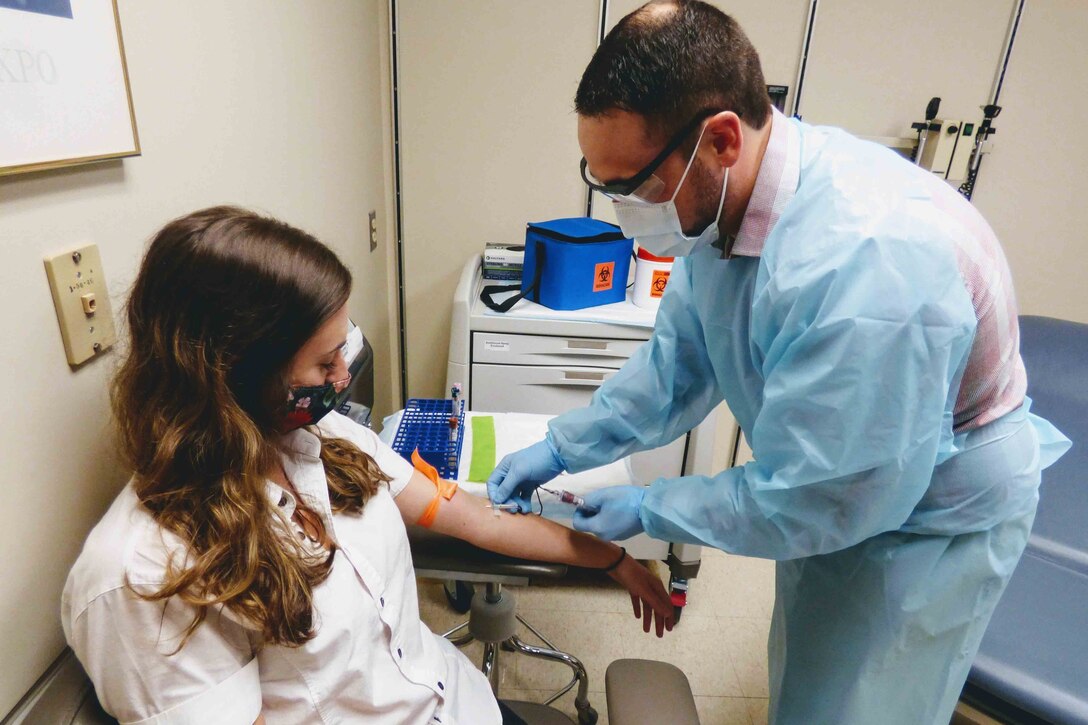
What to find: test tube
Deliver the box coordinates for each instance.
[541,487,599,513]
[447,417,458,470]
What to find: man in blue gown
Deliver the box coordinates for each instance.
[488,2,1070,722]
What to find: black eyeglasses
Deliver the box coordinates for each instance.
[579,108,724,202]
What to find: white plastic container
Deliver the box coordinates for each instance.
[631,246,674,310]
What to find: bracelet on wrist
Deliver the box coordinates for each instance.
[601,546,627,573]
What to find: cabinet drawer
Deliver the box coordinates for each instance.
[471,363,615,415]
[472,332,643,369]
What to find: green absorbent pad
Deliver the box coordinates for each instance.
[468,416,496,483]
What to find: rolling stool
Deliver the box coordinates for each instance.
[408,524,599,724]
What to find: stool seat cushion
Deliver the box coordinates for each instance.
[606,659,699,725]
[407,525,568,580]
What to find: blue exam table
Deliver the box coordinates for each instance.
[964,316,1088,724]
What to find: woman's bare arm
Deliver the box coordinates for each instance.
[395,471,674,635]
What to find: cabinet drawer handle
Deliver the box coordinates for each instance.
[564,371,606,381]
[533,380,606,390]
[566,340,608,351]
[554,350,626,360]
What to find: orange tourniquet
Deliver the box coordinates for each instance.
[412,449,458,528]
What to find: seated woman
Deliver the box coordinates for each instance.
[61,206,673,725]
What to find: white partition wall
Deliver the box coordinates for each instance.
[798,0,1086,322]
[799,0,1016,137]
[396,0,599,398]
[970,1,1088,323]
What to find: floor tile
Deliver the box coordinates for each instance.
[720,617,771,698]
[507,609,628,693]
[684,554,775,620]
[694,696,754,724]
[747,697,770,725]
[700,545,729,560]
[516,566,641,615]
[417,579,474,633]
[510,609,744,698]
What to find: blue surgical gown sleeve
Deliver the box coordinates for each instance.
[548,256,725,473]
[641,235,979,559]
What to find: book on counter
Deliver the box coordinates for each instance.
[482,242,524,281]
[484,242,524,266]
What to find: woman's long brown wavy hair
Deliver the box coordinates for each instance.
[112,206,389,649]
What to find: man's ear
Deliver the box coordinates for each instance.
[706,111,743,168]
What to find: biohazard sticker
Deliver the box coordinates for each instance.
[651,269,671,298]
[593,262,615,292]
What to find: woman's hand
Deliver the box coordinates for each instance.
[607,554,675,637]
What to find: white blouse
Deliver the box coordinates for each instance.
[61,412,500,725]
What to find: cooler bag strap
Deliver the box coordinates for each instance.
[480,241,545,313]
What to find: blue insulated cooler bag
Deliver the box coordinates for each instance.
[480,218,633,312]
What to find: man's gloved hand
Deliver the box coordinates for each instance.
[486,438,566,513]
[572,485,646,541]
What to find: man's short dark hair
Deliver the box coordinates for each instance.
[575,0,770,143]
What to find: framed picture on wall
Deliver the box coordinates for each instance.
[0,0,139,176]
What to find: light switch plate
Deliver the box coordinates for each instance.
[44,244,116,366]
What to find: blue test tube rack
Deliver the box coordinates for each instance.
[391,398,466,480]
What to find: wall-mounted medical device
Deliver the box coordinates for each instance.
[911,97,999,197]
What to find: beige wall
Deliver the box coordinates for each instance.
[971,0,1088,323]
[797,0,1087,323]
[801,0,1016,137]
[0,1,394,715]
[397,0,600,398]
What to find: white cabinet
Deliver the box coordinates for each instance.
[469,331,640,414]
[447,256,659,411]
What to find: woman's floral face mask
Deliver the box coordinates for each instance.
[279,323,364,432]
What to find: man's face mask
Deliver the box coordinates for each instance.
[611,122,728,258]
[280,322,365,432]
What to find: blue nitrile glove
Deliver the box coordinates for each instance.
[572,485,646,541]
[486,438,566,514]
